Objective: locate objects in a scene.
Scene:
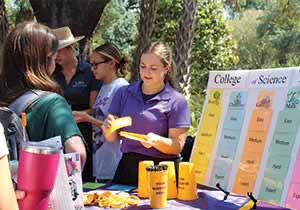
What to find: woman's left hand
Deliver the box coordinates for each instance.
[16,190,25,200]
[72,111,89,123]
[140,132,159,148]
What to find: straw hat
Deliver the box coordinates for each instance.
[52,26,85,49]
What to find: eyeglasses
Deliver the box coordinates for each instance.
[90,60,108,68]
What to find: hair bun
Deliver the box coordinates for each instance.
[120,56,129,65]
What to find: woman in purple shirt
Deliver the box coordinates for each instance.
[102,41,190,185]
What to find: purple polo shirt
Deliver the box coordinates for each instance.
[108,81,190,158]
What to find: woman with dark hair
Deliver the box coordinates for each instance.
[73,42,128,182]
[102,41,190,185]
[0,21,86,168]
[52,27,102,182]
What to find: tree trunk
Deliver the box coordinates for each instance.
[29,0,110,55]
[174,0,198,98]
[0,0,8,47]
[130,0,160,82]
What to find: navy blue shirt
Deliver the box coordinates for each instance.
[53,60,102,111]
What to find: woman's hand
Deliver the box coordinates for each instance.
[101,114,119,142]
[140,132,159,148]
[72,111,89,123]
[101,114,116,133]
[16,190,25,200]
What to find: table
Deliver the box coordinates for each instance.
[83,186,291,210]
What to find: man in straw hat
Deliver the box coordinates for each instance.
[52,26,102,182]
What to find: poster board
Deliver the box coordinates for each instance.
[190,67,300,208]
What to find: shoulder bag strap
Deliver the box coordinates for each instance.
[8,90,51,115]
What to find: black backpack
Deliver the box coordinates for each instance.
[0,90,50,160]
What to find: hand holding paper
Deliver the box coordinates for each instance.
[119,131,155,147]
[72,111,89,123]
[103,116,159,148]
[103,116,132,137]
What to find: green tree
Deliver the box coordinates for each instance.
[92,0,139,56]
[4,0,34,28]
[191,0,238,93]
[153,0,237,134]
[153,0,181,46]
[256,0,300,66]
[224,0,270,18]
[228,9,276,69]
[174,0,198,97]
[154,0,237,94]
[130,0,160,81]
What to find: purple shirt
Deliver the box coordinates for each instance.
[108,81,190,158]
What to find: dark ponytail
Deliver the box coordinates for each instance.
[94,42,128,77]
[118,55,129,76]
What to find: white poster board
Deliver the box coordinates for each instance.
[190,67,300,208]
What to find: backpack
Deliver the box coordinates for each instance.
[0,90,50,160]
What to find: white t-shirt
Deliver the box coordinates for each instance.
[93,78,129,179]
[0,123,9,158]
[93,77,129,143]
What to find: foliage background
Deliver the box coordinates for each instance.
[4,0,300,135]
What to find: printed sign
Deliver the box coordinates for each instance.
[191,68,300,207]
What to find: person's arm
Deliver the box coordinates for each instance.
[141,128,188,155]
[142,94,190,155]
[46,95,87,169]
[73,111,103,129]
[89,90,98,109]
[76,90,98,115]
[89,71,102,110]
[64,135,87,169]
[0,156,19,210]
[101,86,126,142]
[101,114,120,142]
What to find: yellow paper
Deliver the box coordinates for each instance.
[191,106,222,184]
[190,89,224,185]
[201,107,222,129]
[193,106,220,157]
[193,135,215,151]
[195,174,205,184]
[192,161,209,184]
[106,116,132,136]
[191,143,212,160]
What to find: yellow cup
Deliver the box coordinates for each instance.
[177,162,198,200]
[138,160,154,198]
[147,165,168,209]
[159,161,177,199]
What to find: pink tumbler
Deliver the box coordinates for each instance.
[17,142,60,210]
